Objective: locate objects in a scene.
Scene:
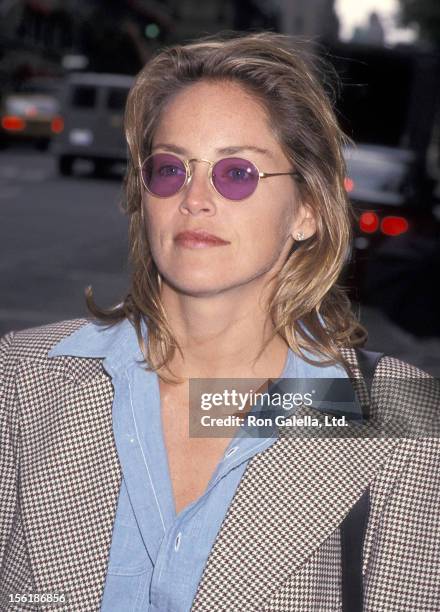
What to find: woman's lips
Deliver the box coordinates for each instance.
[174,230,231,248]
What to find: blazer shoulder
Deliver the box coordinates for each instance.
[340,347,438,424]
[1,318,89,365]
[340,346,432,379]
[377,355,439,426]
[376,354,432,379]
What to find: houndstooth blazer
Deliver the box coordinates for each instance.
[0,318,439,611]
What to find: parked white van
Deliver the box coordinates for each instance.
[53,73,133,176]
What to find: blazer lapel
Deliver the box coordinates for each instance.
[191,399,400,610]
[17,358,121,610]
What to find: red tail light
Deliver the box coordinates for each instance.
[381,216,409,236]
[51,116,64,134]
[344,177,354,193]
[359,211,379,234]
[1,115,25,131]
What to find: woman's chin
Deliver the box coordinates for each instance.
[163,274,236,297]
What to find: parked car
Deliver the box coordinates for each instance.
[52,73,133,176]
[342,143,438,332]
[344,143,433,243]
[0,78,63,150]
[342,143,435,272]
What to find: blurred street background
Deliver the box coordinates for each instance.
[1,0,440,374]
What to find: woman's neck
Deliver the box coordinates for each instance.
[158,281,288,380]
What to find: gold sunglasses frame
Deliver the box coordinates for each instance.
[139,154,302,201]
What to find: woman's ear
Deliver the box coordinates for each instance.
[291,203,317,241]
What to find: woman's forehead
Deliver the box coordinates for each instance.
[151,80,283,159]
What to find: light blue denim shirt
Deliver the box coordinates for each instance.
[48,318,357,611]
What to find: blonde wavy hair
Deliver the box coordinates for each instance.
[86,31,367,382]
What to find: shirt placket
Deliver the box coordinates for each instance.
[109,362,175,564]
[149,424,278,611]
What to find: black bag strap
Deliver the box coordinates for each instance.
[354,348,384,416]
[340,347,384,612]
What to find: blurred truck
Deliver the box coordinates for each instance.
[52,72,134,176]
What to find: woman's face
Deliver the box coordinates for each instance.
[142,80,315,297]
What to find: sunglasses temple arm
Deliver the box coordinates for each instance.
[260,171,302,178]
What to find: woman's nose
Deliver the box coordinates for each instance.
[179,161,216,214]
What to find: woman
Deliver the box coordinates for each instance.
[1,32,438,612]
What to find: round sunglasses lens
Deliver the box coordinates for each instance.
[212,157,259,200]
[142,154,187,197]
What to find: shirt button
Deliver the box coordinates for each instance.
[174,532,181,551]
[225,446,238,458]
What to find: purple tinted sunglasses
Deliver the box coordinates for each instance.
[140,153,301,201]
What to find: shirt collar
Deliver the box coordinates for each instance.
[47,318,145,371]
[48,319,348,376]
[48,318,361,418]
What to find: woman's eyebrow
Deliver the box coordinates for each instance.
[216,145,275,159]
[152,143,187,155]
[151,143,274,159]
